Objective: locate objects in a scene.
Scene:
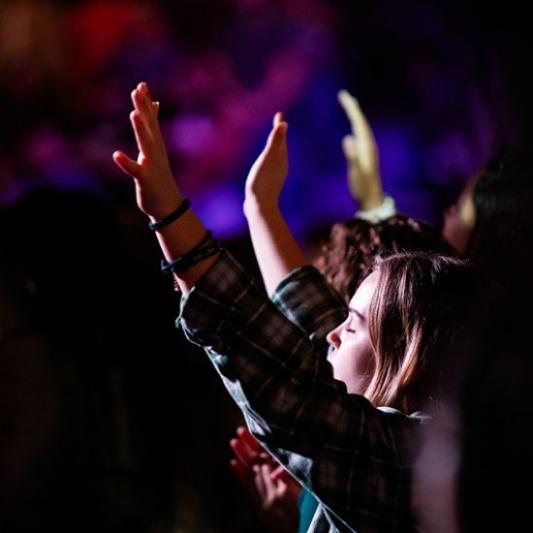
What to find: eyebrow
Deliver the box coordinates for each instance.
[349,308,366,321]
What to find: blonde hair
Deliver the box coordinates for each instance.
[363,253,476,412]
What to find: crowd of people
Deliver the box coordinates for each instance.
[112,80,533,532]
[1,0,507,232]
[1,1,533,532]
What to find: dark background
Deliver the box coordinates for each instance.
[0,1,532,531]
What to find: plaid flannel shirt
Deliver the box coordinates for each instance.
[179,251,426,533]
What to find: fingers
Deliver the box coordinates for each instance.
[131,81,161,129]
[270,465,289,481]
[274,111,288,136]
[112,150,142,179]
[275,120,288,140]
[253,464,276,503]
[230,436,258,467]
[237,426,263,453]
[130,110,151,158]
[230,458,248,484]
[131,82,156,121]
[129,82,167,162]
[338,89,377,149]
[273,111,284,127]
[338,89,359,125]
[342,134,359,160]
[273,477,288,498]
[131,86,157,143]
[265,113,288,151]
[114,82,175,196]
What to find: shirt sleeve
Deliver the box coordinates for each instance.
[270,265,348,350]
[178,250,419,531]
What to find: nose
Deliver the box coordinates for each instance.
[327,325,341,350]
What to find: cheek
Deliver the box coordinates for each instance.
[443,213,472,254]
[328,338,376,395]
[443,209,460,237]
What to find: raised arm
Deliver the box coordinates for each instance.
[112,82,219,294]
[113,83,415,532]
[243,113,307,297]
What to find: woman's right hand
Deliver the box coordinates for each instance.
[113,82,182,220]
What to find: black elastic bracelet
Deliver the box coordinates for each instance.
[148,198,191,231]
[161,241,223,274]
[160,230,214,273]
[191,230,213,252]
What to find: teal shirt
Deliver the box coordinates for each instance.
[298,488,319,533]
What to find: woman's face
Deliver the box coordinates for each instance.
[442,175,478,255]
[326,271,377,395]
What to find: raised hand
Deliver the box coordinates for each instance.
[244,112,288,215]
[113,83,218,294]
[338,89,384,211]
[242,112,306,296]
[113,82,182,220]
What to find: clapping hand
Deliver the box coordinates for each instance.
[230,426,301,532]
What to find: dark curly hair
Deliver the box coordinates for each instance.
[314,214,454,303]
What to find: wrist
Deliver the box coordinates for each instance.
[356,195,396,223]
[243,196,279,219]
[148,198,191,232]
[359,193,384,212]
[148,195,184,223]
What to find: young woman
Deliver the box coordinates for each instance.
[229,212,452,533]
[228,90,452,533]
[113,82,477,532]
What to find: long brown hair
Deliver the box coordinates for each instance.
[364,253,477,412]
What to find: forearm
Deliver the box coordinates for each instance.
[244,199,307,297]
[351,175,384,212]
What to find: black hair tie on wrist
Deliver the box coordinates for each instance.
[161,233,222,274]
[148,198,191,231]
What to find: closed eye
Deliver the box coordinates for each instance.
[345,328,356,334]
